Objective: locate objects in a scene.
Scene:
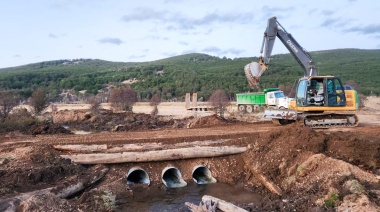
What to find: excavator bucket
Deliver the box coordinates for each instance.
[244,59,268,88]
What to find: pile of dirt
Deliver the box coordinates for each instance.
[186,114,229,128]
[243,124,380,211]
[51,110,183,132]
[28,124,72,135]
[0,144,85,197]
[49,110,232,132]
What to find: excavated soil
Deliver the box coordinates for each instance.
[1,101,380,211]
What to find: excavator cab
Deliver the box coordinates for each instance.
[296,76,346,108]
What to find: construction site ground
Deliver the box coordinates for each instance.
[1,96,380,211]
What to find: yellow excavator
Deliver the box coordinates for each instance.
[245,16,359,128]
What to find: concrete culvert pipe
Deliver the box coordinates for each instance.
[192,165,217,184]
[161,167,187,188]
[126,167,150,186]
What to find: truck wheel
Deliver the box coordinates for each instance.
[238,105,246,113]
[246,105,253,113]
[253,105,260,112]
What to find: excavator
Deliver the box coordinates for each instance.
[244,16,359,128]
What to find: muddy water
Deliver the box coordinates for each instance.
[122,183,262,211]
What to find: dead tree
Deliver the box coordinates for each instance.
[208,89,230,118]
[0,90,19,121]
[29,88,48,114]
[149,93,161,116]
[109,86,137,111]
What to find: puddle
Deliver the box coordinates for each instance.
[123,183,261,211]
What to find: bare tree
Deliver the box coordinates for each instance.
[0,90,19,121]
[87,96,101,115]
[149,94,161,116]
[345,80,361,93]
[29,88,48,114]
[109,86,138,111]
[208,89,230,118]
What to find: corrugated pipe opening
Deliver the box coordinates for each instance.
[126,167,150,186]
[192,165,217,184]
[161,167,187,188]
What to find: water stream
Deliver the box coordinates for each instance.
[121,183,262,211]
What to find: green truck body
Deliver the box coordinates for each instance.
[236,88,290,113]
[236,93,266,105]
[236,88,280,105]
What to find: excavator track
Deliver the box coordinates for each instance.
[303,113,359,129]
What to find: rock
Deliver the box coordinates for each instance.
[17,193,75,212]
[0,158,9,165]
[343,179,365,194]
[338,193,380,212]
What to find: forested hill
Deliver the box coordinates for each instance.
[0,48,379,101]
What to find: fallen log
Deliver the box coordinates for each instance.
[244,158,282,196]
[52,164,109,198]
[53,144,108,152]
[0,165,109,212]
[53,140,230,153]
[184,202,202,211]
[201,195,248,212]
[61,146,248,164]
[106,143,164,153]
[185,200,217,212]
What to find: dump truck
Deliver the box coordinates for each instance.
[236,88,292,113]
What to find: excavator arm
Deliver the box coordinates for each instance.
[245,16,318,88]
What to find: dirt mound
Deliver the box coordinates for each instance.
[0,144,85,197]
[244,123,327,180]
[49,110,232,132]
[52,110,180,132]
[243,123,380,211]
[17,193,74,212]
[28,124,72,135]
[186,115,229,128]
[326,131,380,170]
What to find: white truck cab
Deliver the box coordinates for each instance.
[266,90,291,109]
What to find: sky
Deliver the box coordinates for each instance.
[0,0,379,69]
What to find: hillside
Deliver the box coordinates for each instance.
[0,49,379,101]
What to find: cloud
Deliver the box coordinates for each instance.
[128,54,146,59]
[320,10,334,16]
[202,46,244,55]
[344,24,380,35]
[320,17,351,28]
[98,37,124,45]
[179,41,189,46]
[260,6,294,20]
[49,33,58,38]
[121,8,254,30]
[163,52,178,57]
[13,55,21,58]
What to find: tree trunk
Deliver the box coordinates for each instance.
[201,195,248,212]
[244,158,282,196]
[61,146,247,164]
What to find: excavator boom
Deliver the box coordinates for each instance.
[245,16,317,88]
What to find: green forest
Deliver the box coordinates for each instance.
[0,48,379,102]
